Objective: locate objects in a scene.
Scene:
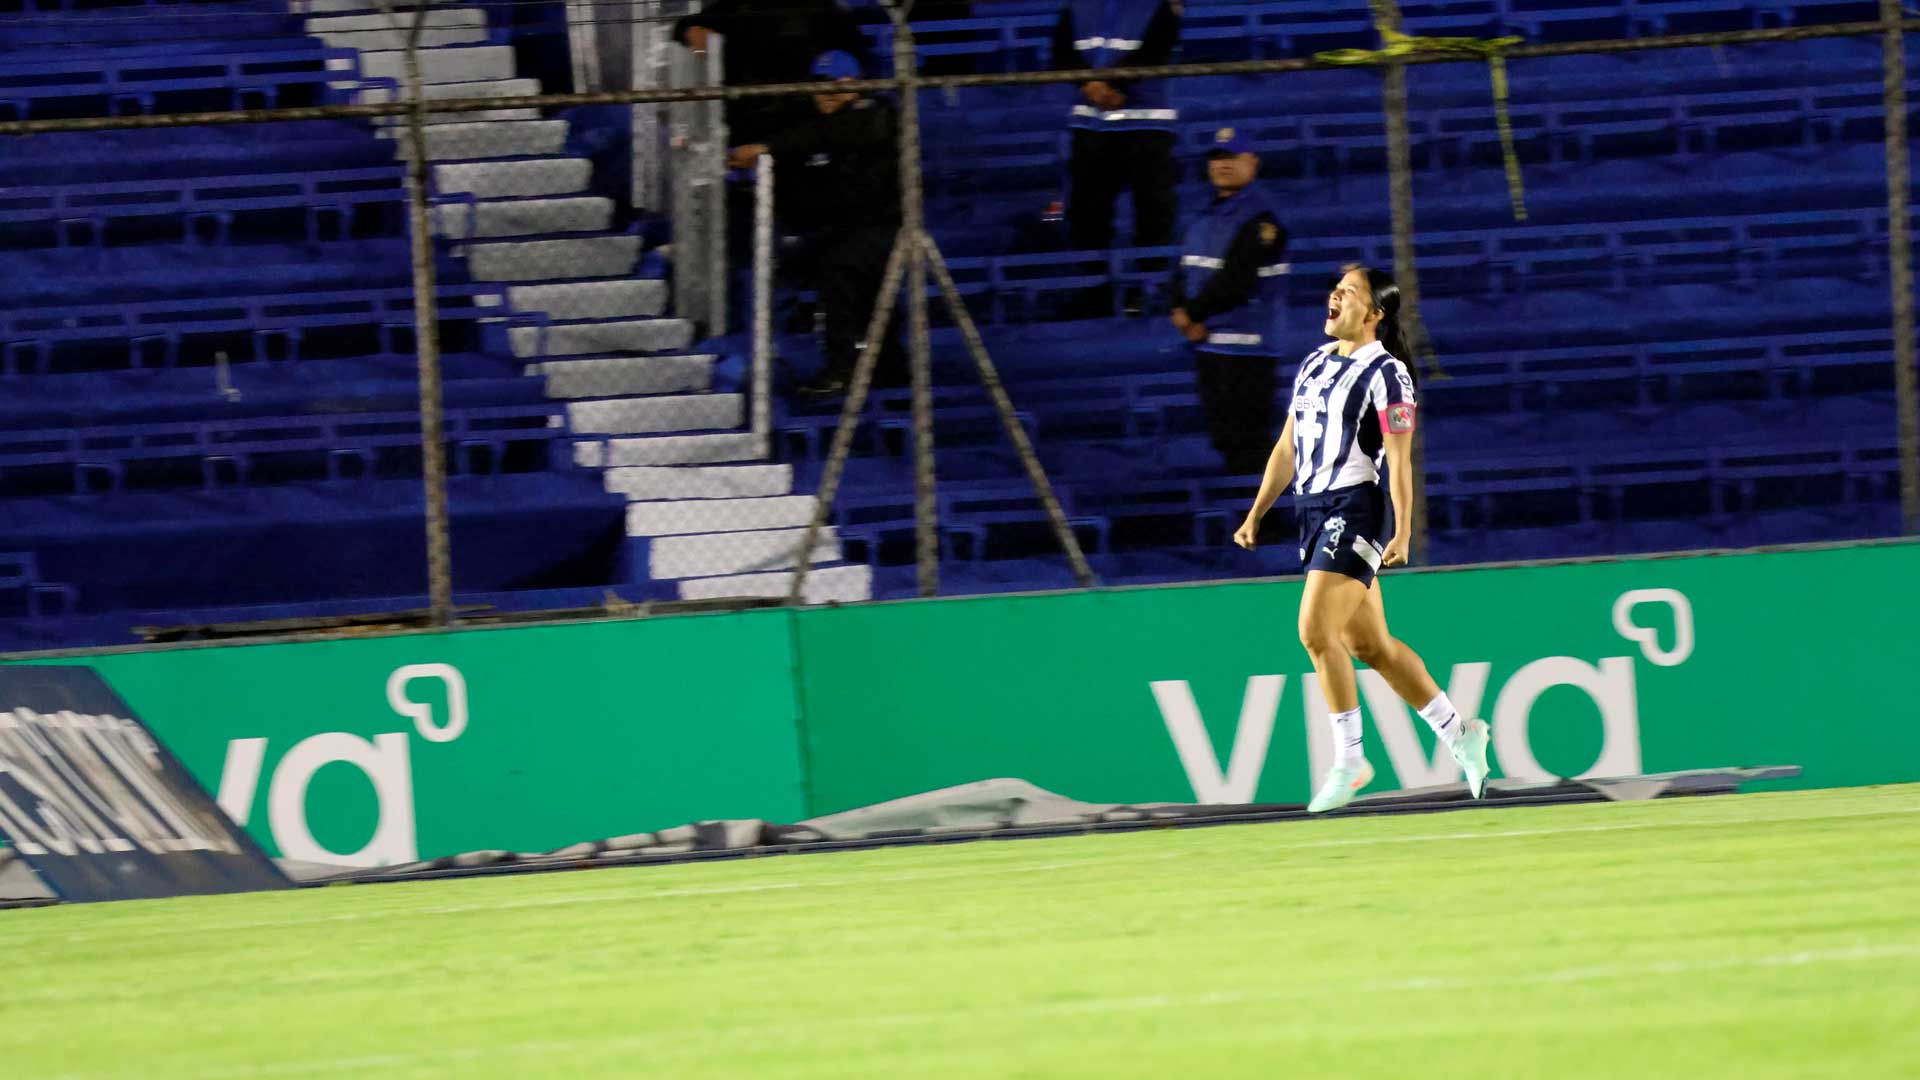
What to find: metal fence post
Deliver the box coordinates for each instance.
[752,153,775,460]
[391,2,453,625]
[705,40,730,336]
[1371,0,1433,563]
[1883,0,1920,532]
[892,10,941,599]
[668,34,726,335]
[632,6,675,213]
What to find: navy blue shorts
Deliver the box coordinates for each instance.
[1296,483,1391,587]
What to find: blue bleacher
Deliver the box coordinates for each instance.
[2,0,1913,644]
[0,43,360,119]
[0,6,644,649]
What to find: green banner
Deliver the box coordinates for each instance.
[8,542,1916,862]
[25,612,806,866]
[793,542,1920,813]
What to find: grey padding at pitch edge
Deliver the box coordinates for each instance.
[798,778,1125,839]
[0,849,56,902]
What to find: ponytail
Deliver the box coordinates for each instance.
[1348,264,1414,388]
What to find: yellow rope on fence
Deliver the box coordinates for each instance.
[1316,29,1530,221]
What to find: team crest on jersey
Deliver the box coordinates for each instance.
[1258,221,1278,245]
[1386,403,1416,433]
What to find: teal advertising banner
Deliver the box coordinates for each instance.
[11,542,1917,860]
[28,611,806,865]
[791,543,1920,813]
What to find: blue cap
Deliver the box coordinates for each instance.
[810,50,863,80]
[1206,127,1257,157]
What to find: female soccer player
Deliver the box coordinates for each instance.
[1232,265,1492,812]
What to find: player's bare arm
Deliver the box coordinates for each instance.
[1381,428,1415,567]
[1234,413,1296,549]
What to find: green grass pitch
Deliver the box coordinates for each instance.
[6,784,1919,1078]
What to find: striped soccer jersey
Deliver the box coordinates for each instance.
[1288,340,1418,495]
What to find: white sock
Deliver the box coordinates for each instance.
[1419,692,1463,747]
[1329,707,1365,767]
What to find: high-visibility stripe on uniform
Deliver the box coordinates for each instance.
[1069,105,1179,121]
[1181,258,1287,276]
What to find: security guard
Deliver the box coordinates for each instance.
[1170,128,1290,474]
[729,51,904,399]
[1052,0,1182,253]
[674,0,873,145]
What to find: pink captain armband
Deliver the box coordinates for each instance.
[1378,403,1417,434]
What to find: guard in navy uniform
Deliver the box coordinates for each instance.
[1170,129,1290,474]
[674,0,874,145]
[729,51,904,399]
[1052,0,1182,253]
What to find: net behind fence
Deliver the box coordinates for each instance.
[0,0,1914,651]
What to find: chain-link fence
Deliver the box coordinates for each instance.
[1,0,1915,651]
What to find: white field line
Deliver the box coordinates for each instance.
[98,940,1920,1080]
[25,799,1920,943]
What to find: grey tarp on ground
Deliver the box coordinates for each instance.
[277,767,1802,885]
[0,849,57,902]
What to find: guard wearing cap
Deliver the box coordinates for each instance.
[1052,0,1182,254]
[729,51,904,399]
[673,0,873,144]
[1171,128,1290,474]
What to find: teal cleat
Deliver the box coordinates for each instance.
[1452,717,1492,799]
[1307,759,1375,814]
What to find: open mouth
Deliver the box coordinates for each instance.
[1326,304,1340,321]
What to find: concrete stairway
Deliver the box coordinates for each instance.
[306,4,873,604]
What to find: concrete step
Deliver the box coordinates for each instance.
[510,280,668,321]
[358,76,538,105]
[576,432,762,468]
[378,107,539,125]
[534,354,713,398]
[434,196,613,239]
[606,463,794,500]
[647,526,838,580]
[678,564,873,604]
[465,234,640,281]
[386,119,568,161]
[435,158,591,199]
[626,494,816,537]
[510,317,693,358]
[358,45,515,85]
[294,0,470,13]
[307,9,490,50]
[568,393,742,436]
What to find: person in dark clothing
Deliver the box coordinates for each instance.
[729,51,904,399]
[1171,128,1291,475]
[674,0,875,144]
[1053,0,1182,253]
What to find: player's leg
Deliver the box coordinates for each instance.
[1341,582,1441,711]
[1299,569,1375,811]
[1341,584,1492,797]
